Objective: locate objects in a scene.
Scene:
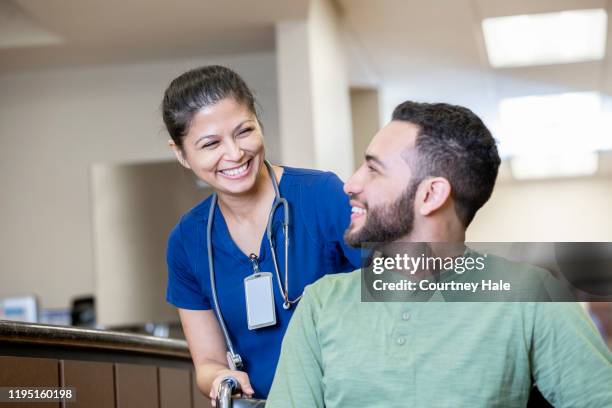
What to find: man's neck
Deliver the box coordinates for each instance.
[400,217,466,243]
[378,221,467,278]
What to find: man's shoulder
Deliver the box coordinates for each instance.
[303,270,361,306]
[484,252,549,276]
[473,250,556,283]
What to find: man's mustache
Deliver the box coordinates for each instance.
[348,194,369,210]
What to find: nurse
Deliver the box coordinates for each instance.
[162,65,360,401]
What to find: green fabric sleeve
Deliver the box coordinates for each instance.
[267,287,325,408]
[532,302,612,407]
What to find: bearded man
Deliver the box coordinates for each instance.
[266,101,612,408]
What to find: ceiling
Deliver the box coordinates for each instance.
[338,0,612,96]
[0,0,309,72]
[3,0,611,95]
[2,0,611,178]
[335,0,612,178]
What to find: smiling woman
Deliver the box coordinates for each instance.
[160,65,361,402]
[171,97,266,196]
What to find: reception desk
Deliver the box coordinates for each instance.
[0,320,212,408]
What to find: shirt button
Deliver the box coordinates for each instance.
[402,312,411,321]
[396,337,406,346]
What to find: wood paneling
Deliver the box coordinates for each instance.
[192,371,213,408]
[114,363,159,408]
[62,360,114,408]
[159,367,191,408]
[0,356,59,408]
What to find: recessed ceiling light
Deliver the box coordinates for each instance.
[498,92,610,179]
[510,153,598,180]
[482,9,607,68]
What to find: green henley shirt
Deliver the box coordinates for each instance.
[267,258,612,407]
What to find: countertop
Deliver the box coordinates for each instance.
[0,320,190,359]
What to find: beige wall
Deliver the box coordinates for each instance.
[0,52,279,310]
[308,0,355,180]
[350,88,380,171]
[276,0,354,180]
[468,176,612,242]
[276,19,317,169]
[92,161,208,326]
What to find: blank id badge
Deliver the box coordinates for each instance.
[244,272,277,330]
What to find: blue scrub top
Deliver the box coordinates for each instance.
[166,167,361,398]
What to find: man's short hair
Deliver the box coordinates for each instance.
[392,101,501,226]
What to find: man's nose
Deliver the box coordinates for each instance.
[344,168,364,196]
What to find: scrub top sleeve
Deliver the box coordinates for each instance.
[166,221,211,310]
[314,172,362,269]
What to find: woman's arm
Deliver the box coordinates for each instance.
[179,308,254,403]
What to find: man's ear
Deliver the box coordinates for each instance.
[168,139,191,169]
[417,177,451,216]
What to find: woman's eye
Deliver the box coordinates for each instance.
[367,165,377,173]
[201,141,219,149]
[238,127,254,136]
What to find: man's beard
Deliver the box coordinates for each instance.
[344,180,419,248]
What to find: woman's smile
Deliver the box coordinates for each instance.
[218,158,253,179]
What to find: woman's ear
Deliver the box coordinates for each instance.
[168,140,191,169]
[418,177,451,216]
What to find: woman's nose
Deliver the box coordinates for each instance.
[224,139,244,162]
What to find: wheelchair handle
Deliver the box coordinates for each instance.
[216,377,238,408]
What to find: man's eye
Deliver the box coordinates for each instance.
[368,165,377,173]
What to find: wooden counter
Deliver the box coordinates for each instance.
[0,320,211,408]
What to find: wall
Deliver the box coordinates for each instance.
[468,176,612,241]
[275,20,316,169]
[91,161,209,326]
[308,0,354,180]
[276,0,355,180]
[0,51,279,310]
[350,88,380,171]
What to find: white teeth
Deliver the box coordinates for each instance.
[221,162,249,177]
[352,207,366,214]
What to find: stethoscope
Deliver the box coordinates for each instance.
[206,160,300,371]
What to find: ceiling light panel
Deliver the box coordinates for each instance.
[498,92,611,179]
[482,9,607,68]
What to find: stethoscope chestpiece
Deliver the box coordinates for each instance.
[282,302,291,310]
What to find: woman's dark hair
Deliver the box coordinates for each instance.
[392,101,501,227]
[162,65,258,148]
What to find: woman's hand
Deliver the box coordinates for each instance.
[209,369,254,406]
[178,309,255,403]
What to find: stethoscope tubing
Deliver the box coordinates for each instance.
[207,159,298,371]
